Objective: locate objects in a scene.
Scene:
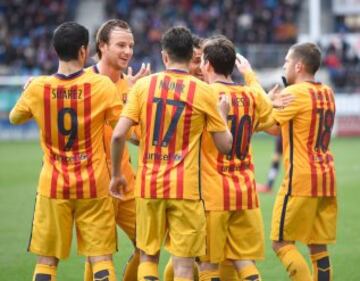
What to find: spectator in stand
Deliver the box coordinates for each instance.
[0,0,78,75]
[323,43,346,88]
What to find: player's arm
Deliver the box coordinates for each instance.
[127,63,151,88]
[263,85,301,134]
[236,54,266,96]
[206,93,233,154]
[127,126,140,146]
[255,84,279,132]
[9,86,33,125]
[265,124,281,135]
[236,55,294,110]
[110,116,135,199]
[109,81,141,198]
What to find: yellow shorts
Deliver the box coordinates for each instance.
[271,195,337,244]
[28,194,117,259]
[113,198,136,242]
[136,198,206,257]
[201,209,264,263]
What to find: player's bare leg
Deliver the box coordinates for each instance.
[163,257,200,281]
[308,244,332,281]
[33,256,58,281]
[272,241,311,281]
[232,259,261,281]
[173,256,196,281]
[198,262,220,281]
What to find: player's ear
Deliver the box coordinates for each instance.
[78,45,88,64]
[205,60,213,73]
[295,61,302,73]
[161,50,169,66]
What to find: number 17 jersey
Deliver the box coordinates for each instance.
[122,70,227,200]
[9,70,122,199]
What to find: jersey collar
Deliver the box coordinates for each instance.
[214,80,241,86]
[54,69,84,80]
[166,68,189,74]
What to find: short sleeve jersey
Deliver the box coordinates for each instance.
[122,69,227,200]
[9,70,121,199]
[201,72,273,211]
[272,81,336,197]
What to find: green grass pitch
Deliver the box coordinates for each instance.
[0,135,359,280]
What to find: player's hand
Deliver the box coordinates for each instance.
[218,94,230,122]
[235,53,252,74]
[269,84,294,108]
[23,76,34,90]
[127,63,151,87]
[109,175,128,200]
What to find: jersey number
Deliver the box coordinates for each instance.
[152,98,185,147]
[315,108,334,152]
[227,114,252,160]
[58,108,78,150]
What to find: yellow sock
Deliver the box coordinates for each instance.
[163,258,174,281]
[84,261,92,281]
[220,261,239,281]
[92,260,117,281]
[237,264,261,281]
[32,264,57,281]
[199,270,220,281]
[122,251,140,281]
[311,251,332,281]
[138,261,159,281]
[276,245,312,281]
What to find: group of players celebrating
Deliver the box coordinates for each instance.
[10,18,337,281]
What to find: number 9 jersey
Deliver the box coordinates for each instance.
[272,81,336,197]
[201,71,273,211]
[9,70,122,199]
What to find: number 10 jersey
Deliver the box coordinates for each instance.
[201,72,273,211]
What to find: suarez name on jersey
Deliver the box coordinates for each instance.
[10,70,122,199]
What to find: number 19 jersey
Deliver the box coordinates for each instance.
[9,70,122,199]
[272,82,336,197]
[201,72,273,211]
[121,70,227,200]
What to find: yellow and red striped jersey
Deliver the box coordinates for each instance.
[122,69,227,200]
[273,81,336,197]
[9,70,122,199]
[86,65,135,201]
[201,72,273,211]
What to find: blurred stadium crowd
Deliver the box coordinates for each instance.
[0,0,360,92]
